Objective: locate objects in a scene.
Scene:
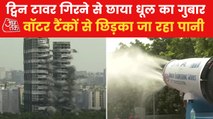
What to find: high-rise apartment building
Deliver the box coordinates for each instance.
[0,88,20,113]
[0,67,6,80]
[53,42,71,81]
[88,87,106,110]
[24,38,50,112]
[11,70,24,84]
[73,85,106,110]
[24,39,73,112]
[52,42,72,109]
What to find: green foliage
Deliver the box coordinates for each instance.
[149,38,169,56]
[118,39,150,52]
[194,38,213,57]
[108,88,139,119]
[155,87,183,114]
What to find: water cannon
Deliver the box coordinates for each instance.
[163,57,213,119]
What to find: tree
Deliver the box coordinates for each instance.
[149,38,195,115]
[194,38,213,57]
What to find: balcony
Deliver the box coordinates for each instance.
[37,85,48,90]
[37,49,49,52]
[37,64,48,69]
[63,63,71,67]
[31,90,46,94]
[38,60,51,65]
[53,59,70,63]
[38,43,49,48]
[37,75,48,79]
[54,69,68,74]
[25,70,48,74]
[53,49,71,53]
[38,106,47,111]
[37,70,48,74]
[32,98,46,102]
[31,81,48,84]
[37,59,48,63]
[61,54,72,59]
[24,49,49,53]
[37,54,50,58]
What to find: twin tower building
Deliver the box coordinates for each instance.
[24,38,73,112]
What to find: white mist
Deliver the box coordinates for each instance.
[107,47,168,107]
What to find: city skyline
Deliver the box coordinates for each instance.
[0,38,106,72]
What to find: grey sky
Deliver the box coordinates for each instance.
[0,38,106,72]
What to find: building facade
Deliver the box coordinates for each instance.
[24,38,50,112]
[53,42,71,81]
[89,87,106,110]
[74,69,106,110]
[0,67,6,80]
[74,85,106,110]
[52,42,72,109]
[24,39,73,112]
[11,70,24,84]
[0,88,20,113]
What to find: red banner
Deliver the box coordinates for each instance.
[0,0,212,37]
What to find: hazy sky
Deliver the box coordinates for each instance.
[0,38,106,72]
